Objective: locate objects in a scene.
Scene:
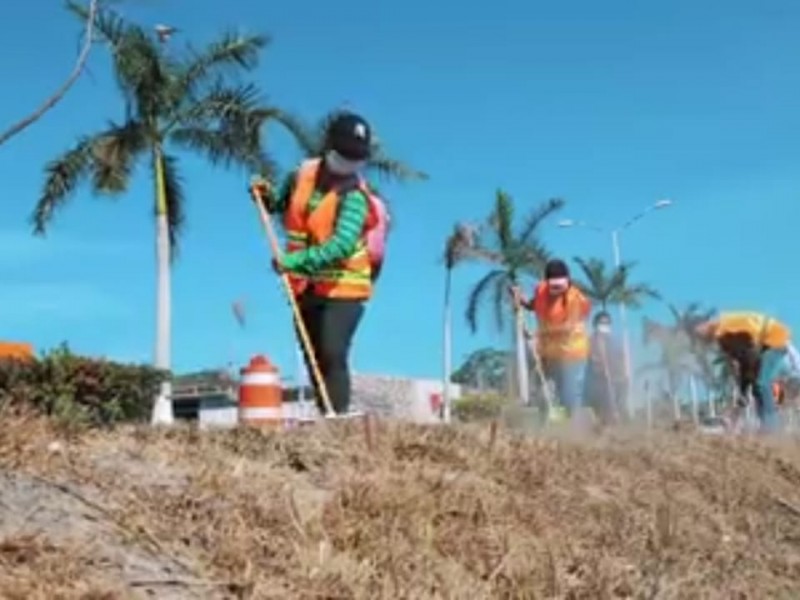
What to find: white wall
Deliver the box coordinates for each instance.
[408,378,463,424]
[198,397,238,429]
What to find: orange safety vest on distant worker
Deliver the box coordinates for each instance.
[283,159,375,300]
[714,312,791,350]
[532,282,591,361]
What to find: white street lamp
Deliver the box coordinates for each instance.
[558,199,673,419]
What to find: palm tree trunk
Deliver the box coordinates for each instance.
[669,372,681,422]
[150,146,174,426]
[514,306,530,406]
[689,374,699,424]
[442,268,453,424]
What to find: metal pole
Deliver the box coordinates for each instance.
[442,275,452,423]
[689,374,699,425]
[515,307,531,406]
[611,229,633,419]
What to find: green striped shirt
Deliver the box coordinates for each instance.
[266,170,369,275]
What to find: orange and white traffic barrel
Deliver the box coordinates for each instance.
[238,355,283,428]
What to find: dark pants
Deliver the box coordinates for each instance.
[295,292,365,415]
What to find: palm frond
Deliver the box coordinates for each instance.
[90,119,147,192]
[156,153,185,254]
[573,257,610,301]
[171,125,266,173]
[607,260,636,291]
[612,283,661,308]
[120,33,169,119]
[367,152,428,182]
[444,222,479,269]
[252,108,318,157]
[67,0,127,46]
[489,190,515,254]
[177,31,269,95]
[170,83,272,173]
[31,137,94,234]
[514,239,552,279]
[502,240,546,280]
[517,197,565,243]
[181,82,262,124]
[74,2,167,119]
[67,1,158,116]
[465,269,506,333]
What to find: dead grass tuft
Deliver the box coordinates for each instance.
[0,533,122,599]
[2,414,800,598]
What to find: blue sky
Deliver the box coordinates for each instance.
[1,0,799,384]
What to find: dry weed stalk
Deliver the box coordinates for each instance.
[2,413,800,597]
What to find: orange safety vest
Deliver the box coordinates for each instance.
[715,311,791,350]
[532,282,590,361]
[283,159,374,300]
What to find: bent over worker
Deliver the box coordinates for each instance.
[512,259,592,418]
[694,311,800,433]
[255,112,379,415]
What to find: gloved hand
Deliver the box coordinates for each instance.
[271,256,286,274]
[249,175,275,212]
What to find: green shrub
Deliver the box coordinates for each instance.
[0,343,169,427]
[452,392,511,423]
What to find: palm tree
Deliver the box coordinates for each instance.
[667,302,717,339]
[441,223,479,422]
[640,302,718,421]
[270,108,428,182]
[668,302,722,413]
[572,257,660,311]
[640,316,697,420]
[32,3,280,424]
[464,190,565,405]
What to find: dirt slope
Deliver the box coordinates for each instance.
[1,413,800,599]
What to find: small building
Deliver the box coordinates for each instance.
[351,373,462,423]
[171,369,239,429]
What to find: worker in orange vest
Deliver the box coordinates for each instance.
[694,311,800,432]
[253,112,386,416]
[512,259,592,420]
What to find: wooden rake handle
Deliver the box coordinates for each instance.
[249,184,336,418]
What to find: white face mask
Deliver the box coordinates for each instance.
[324,149,366,176]
[547,277,569,295]
[596,324,611,334]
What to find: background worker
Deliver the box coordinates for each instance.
[694,311,800,433]
[253,112,380,416]
[512,259,592,421]
[584,311,628,426]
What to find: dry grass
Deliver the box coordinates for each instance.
[0,533,122,599]
[2,411,800,599]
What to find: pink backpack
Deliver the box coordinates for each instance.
[359,180,390,281]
